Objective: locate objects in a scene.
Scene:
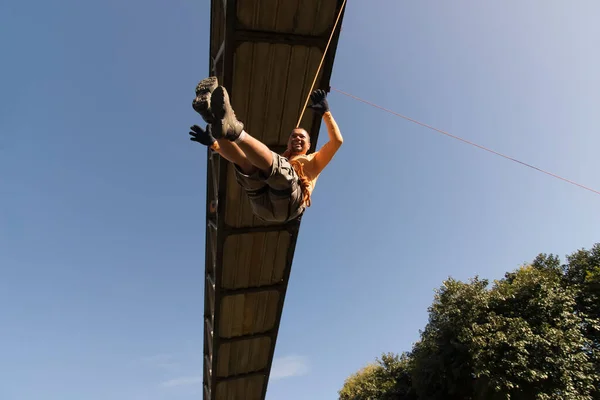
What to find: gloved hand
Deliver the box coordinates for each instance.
[307,89,329,116]
[189,124,216,147]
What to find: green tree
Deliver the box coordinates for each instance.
[338,353,416,400]
[339,243,600,400]
[411,277,489,400]
[534,244,600,385]
[470,265,595,399]
[562,244,600,386]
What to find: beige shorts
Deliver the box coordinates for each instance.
[234,151,305,223]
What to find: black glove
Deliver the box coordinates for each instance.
[307,89,329,116]
[189,124,216,147]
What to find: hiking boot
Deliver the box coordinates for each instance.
[192,76,219,124]
[210,85,244,141]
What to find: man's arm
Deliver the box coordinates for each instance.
[313,110,343,173]
[190,124,221,153]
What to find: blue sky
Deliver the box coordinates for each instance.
[1,0,599,399]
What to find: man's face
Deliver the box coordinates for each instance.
[288,128,310,155]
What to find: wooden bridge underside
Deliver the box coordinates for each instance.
[202,1,346,399]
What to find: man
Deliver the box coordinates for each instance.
[188,77,343,223]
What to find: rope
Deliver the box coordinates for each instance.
[296,0,347,127]
[331,87,600,197]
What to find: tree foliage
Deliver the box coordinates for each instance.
[339,353,416,400]
[339,243,600,400]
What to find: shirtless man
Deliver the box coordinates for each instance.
[189,77,343,223]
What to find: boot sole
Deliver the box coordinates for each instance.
[195,76,218,96]
[192,77,218,122]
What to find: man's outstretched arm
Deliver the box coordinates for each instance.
[308,90,343,172]
[189,124,221,152]
[189,124,257,174]
[323,111,343,145]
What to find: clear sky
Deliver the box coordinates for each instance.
[1,1,599,399]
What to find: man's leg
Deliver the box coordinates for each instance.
[217,134,274,176]
[210,86,274,174]
[216,139,255,174]
[233,131,274,172]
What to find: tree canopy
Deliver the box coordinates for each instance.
[339,243,600,400]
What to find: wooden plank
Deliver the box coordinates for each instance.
[236,0,336,35]
[242,292,259,334]
[253,241,273,331]
[220,235,237,289]
[237,236,253,287]
[210,0,225,59]
[231,42,254,131]
[263,44,292,145]
[216,338,271,376]
[236,0,258,30]
[230,295,246,337]
[296,0,320,35]
[274,0,299,32]
[313,0,338,34]
[272,232,290,282]
[222,233,285,289]
[248,42,272,140]
[261,291,280,332]
[224,164,260,228]
[215,375,264,400]
[260,232,279,285]
[216,339,231,377]
[224,167,244,228]
[256,0,281,31]
[258,44,278,146]
[279,46,310,141]
[219,291,280,336]
[248,233,267,287]
[219,292,235,338]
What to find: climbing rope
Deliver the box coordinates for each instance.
[331,87,600,197]
[296,0,347,127]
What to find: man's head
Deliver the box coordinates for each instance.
[287,128,310,155]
